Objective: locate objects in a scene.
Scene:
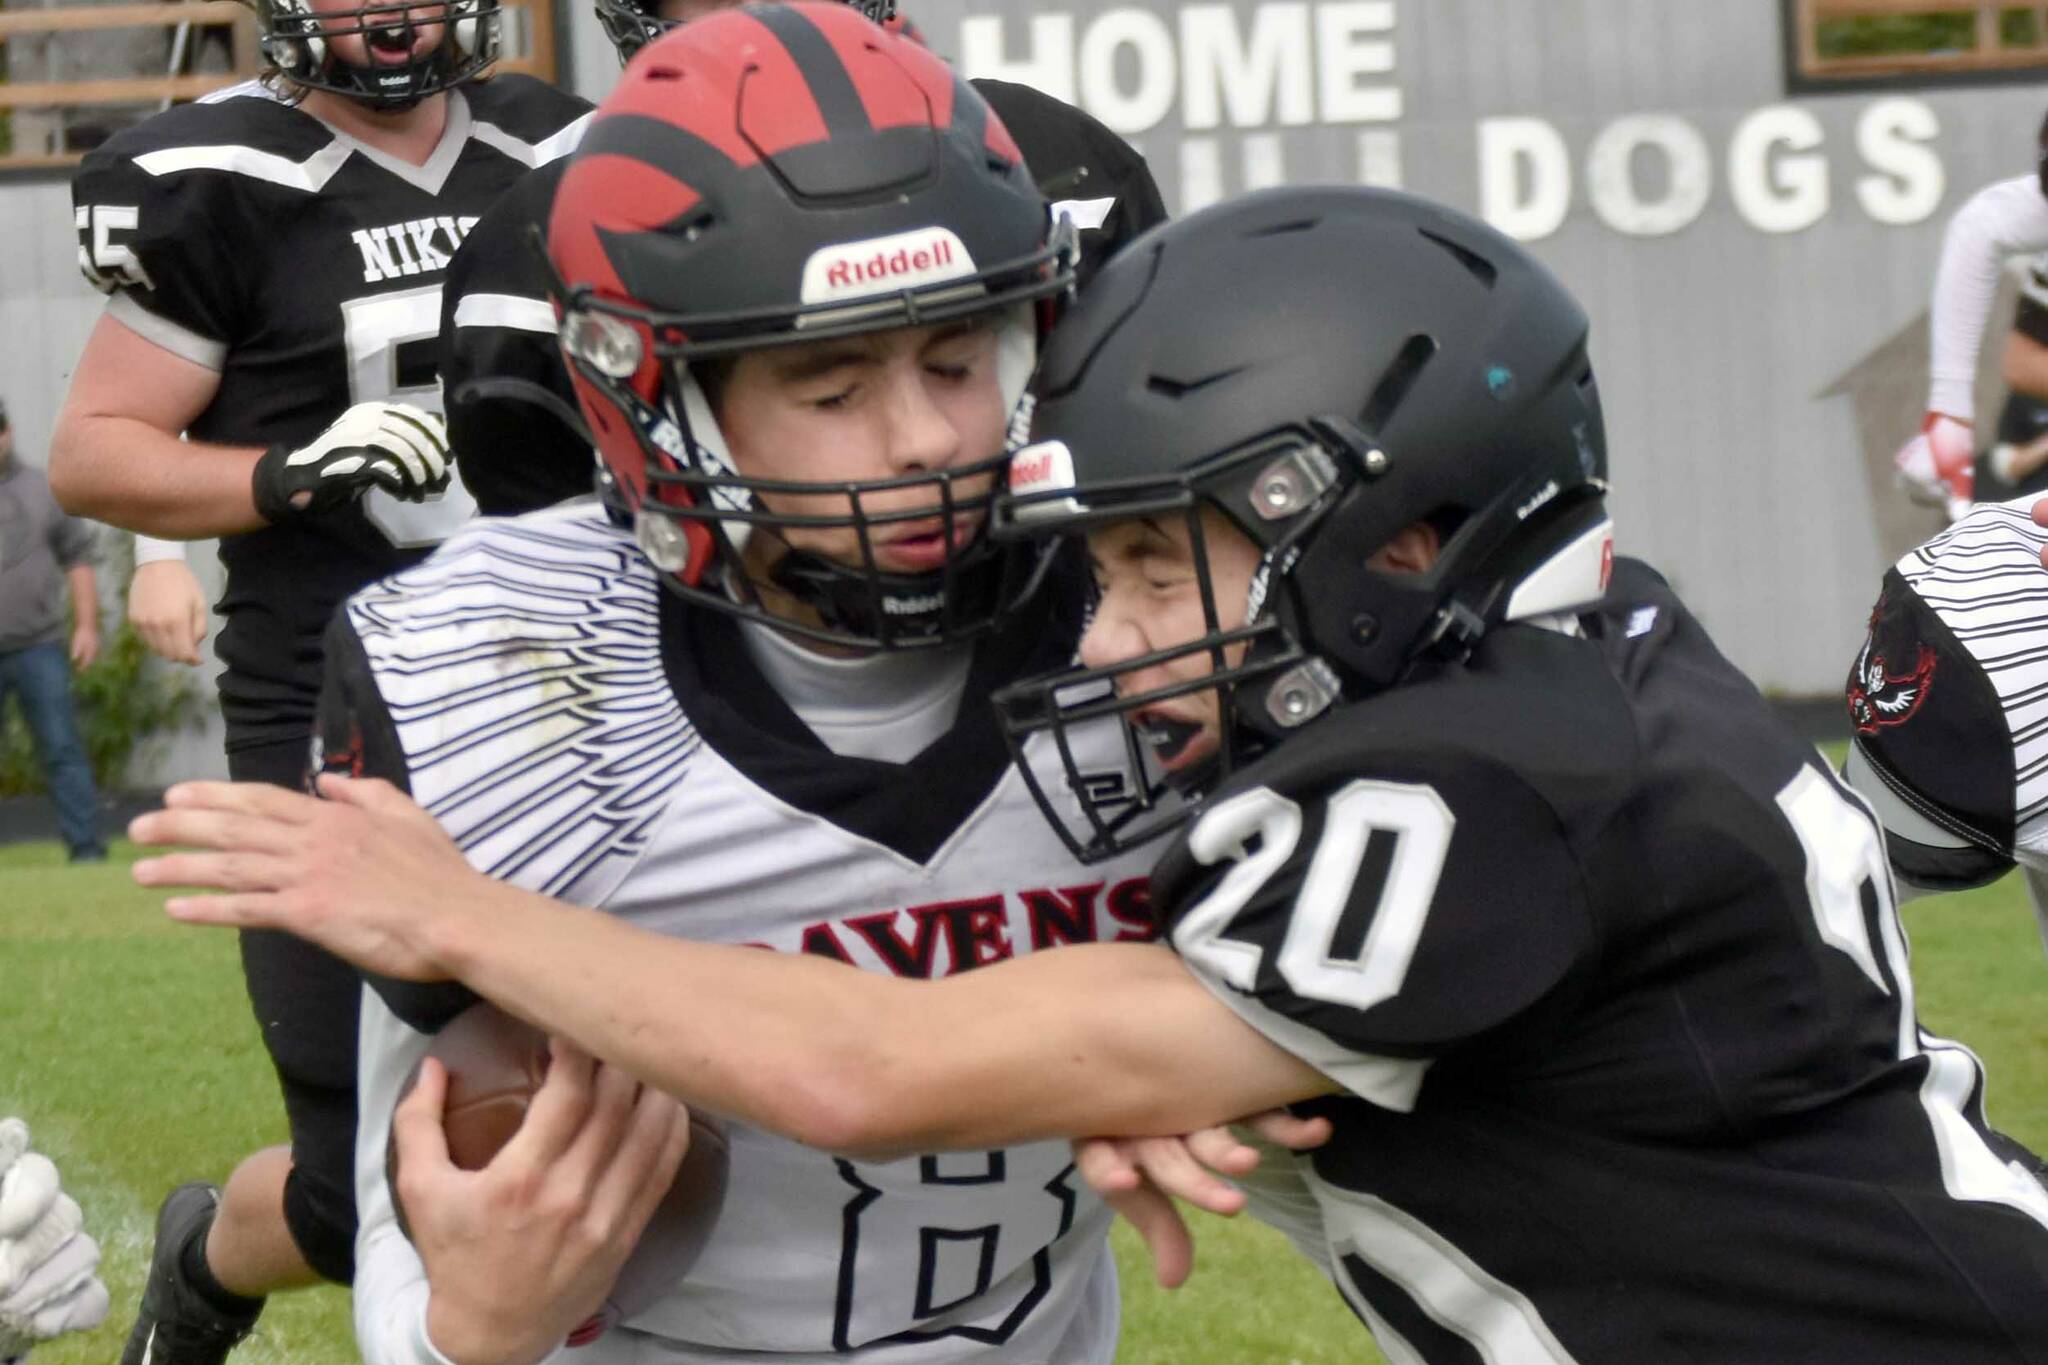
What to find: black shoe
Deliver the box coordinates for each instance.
[120,1183,262,1365]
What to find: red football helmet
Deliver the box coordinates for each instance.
[546,2,1075,648]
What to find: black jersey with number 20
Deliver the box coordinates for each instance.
[72,76,590,746]
[1155,558,2048,1363]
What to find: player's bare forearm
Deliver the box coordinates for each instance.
[446,918,1335,1159]
[135,777,1334,1159]
[50,411,265,536]
[51,309,266,535]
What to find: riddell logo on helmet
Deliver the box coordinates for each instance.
[1008,440,1074,495]
[800,227,976,305]
[1006,440,1086,523]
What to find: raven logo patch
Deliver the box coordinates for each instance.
[1846,634,1937,735]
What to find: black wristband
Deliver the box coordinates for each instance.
[250,442,303,525]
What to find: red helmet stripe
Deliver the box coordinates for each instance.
[549,151,703,298]
[721,8,834,157]
[802,1,948,131]
[976,81,1022,165]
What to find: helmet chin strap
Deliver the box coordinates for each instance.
[993,304,1037,422]
[1500,513,1614,622]
[674,367,756,561]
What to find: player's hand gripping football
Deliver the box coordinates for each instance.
[0,1119,110,1364]
[131,775,484,982]
[251,400,451,523]
[1073,1108,1332,1289]
[396,1041,693,1365]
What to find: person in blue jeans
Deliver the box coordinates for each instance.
[0,404,105,862]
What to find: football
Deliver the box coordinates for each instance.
[386,1002,730,1338]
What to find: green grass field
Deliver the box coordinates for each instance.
[3,807,2044,1364]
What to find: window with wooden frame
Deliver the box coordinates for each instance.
[0,0,559,170]
[1785,0,2048,90]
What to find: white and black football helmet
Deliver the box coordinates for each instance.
[256,0,500,107]
[991,186,1613,861]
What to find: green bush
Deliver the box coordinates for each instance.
[0,535,206,798]
[1817,8,2043,58]
[0,621,204,797]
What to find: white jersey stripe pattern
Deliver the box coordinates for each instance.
[346,501,695,902]
[1893,497,2048,845]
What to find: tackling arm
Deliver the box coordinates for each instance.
[425,895,1337,1159]
[138,773,1333,1160]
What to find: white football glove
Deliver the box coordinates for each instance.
[0,1120,109,1363]
[1894,412,1974,521]
[252,400,452,523]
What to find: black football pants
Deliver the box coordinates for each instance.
[226,734,359,1286]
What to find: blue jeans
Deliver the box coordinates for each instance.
[0,640,103,856]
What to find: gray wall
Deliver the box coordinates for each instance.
[5,1,2040,784]
[910,0,2038,695]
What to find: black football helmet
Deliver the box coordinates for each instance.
[595,0,898,65]
[257,0,500,108]
[546,3,1075,649]
[991,185,1612,861]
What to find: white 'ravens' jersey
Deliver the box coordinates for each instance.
[328,502,1160,1364]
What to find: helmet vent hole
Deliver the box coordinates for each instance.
[1146,366,1244,399]
[647,65,682,80]
[1360,334,1439,434]
[1417,228,1498,288]
[1243,217,1318,239]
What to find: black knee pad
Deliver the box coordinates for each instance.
[282,1150,357,1285]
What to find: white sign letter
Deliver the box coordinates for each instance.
[1078,8,1178,135]
[1729,105,1829,235]
[1478,116,1571,242]
[1857,97,1945,226]
[1179,3,1313,132]
[1587,114,1712,237]
[1316,1,1400,124]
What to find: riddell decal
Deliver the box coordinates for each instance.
[1846,630,1937,735]
[799,226,975,305]
[1008,440,1075,494]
